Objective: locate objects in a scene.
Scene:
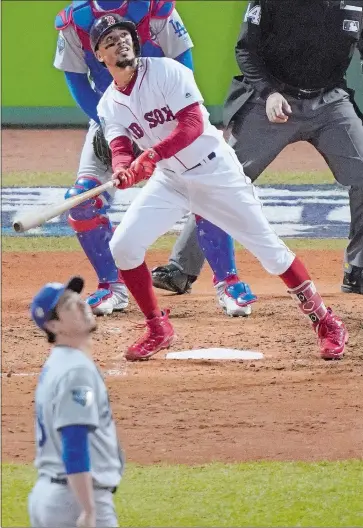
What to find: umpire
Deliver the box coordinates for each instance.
[154,0,363,295]
[224,0,363,294]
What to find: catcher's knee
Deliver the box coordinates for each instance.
[109,231,145,270]
[65,176,113,232]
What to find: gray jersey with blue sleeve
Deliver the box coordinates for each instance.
[53,9,193,73]
[34,346,124,488]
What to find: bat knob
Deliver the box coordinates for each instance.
[13,221,23,233]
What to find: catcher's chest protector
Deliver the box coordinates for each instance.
[55,1,175,94]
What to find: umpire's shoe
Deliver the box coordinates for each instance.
[341,265,363,295]
[152,264,197,294]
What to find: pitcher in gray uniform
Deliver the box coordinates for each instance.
[157,0,363,296]
[28,276,124,527]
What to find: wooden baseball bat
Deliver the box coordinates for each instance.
[12,180,115,233]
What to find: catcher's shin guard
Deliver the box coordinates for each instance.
[195,216,237,282]
[66,176,119,283]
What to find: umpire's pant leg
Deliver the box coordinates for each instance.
[346,186,363,267]
[310,95,363,267]
[169,214,206,276]
[231,101,302,181]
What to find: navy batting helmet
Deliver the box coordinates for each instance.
[90,13,141,56]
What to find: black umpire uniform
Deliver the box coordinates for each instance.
[153,0,363,296]
[223,0,363,294]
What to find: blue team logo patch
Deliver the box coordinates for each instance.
[71,387,94,407]
[169,18,188,38]
[57,35,65,53]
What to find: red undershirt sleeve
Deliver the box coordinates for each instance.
[109,136,135,172]
[153,102,204,160]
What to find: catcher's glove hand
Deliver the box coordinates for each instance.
[93,125,112,169]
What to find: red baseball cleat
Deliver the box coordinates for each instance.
[316,308,348,360]
[125,310,175,361]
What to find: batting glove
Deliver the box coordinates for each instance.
[130,148,161,181]
[112,167,138,190]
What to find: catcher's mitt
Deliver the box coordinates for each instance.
[93,125,112,169]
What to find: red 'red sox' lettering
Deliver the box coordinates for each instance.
[128,122,144,139]
[144,106,175,129]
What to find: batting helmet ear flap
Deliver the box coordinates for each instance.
[90,14,141,57]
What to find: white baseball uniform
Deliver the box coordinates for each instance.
[53,9,194,182]
[28,346,123,527]
[98,57,295,276]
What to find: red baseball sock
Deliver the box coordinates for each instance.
[280,257,328,325]
[121,262,162,319]
[279,256,311,288]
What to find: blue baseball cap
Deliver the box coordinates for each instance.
[30,276,84,330]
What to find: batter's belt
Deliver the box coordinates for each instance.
[167,151,216,174]
[50,476,117,494]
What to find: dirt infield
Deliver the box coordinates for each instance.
[2,129,329,173]
[2,131,363,466]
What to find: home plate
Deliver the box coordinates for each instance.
[165,348,264,360]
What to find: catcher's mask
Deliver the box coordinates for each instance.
[90,13,141,57]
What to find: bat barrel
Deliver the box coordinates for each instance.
[11,180,115,233]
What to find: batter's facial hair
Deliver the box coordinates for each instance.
[116,58,133,68]
[116,57,137,69]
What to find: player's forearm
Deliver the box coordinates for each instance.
[67,472,96,514]
[110,136,135,171]
[65,72,101,123]
[153,102,203,160]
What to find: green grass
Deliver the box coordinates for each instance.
[2,461,363,527]
[2,235,348,253]
[258,170,334,185]
[2,172,75,188]
[2,170,335,187]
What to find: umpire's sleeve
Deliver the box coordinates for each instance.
[235,0,278,96]
[358,29,363,73]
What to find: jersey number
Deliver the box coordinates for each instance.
[169,19,188,38]
[128,123,144,140]
[244,4,261,25]
[36,404,47,447]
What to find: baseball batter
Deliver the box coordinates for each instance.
[28,277,123,527]
[90,15,348,362]
[53,0,197,316]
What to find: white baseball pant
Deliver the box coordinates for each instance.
[110,142,295,275]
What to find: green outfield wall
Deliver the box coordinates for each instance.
[2,0,362,126]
